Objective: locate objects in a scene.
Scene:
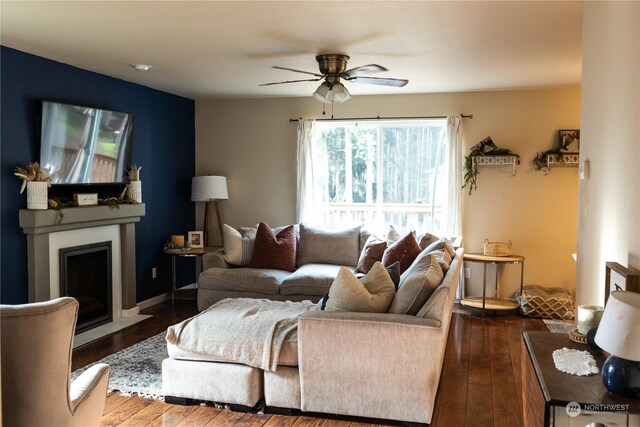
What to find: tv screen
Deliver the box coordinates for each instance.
[40,101,134,185]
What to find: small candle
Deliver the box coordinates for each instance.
[577,305,604,335]
[171,235,184,247]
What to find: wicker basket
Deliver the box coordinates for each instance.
[483,239,512,256]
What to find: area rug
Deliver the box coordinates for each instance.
[72,332,166,400]
[544,319,575,334]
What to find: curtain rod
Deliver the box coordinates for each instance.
[289,114,473,123]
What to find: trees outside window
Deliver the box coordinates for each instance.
[312,120,448,234]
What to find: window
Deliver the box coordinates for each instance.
[311,119,449,234]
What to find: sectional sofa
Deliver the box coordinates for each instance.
[162,223,464,424]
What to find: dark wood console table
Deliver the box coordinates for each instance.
[522,331,639,427]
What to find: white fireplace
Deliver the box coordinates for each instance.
[19,204,148,346]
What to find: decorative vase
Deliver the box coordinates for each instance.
[26,181,48,210]
[127,181,142,203]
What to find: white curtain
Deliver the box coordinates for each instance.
[445,116,463,237]
[296,119,317,223]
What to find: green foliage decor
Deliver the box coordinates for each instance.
[462,137,519,195]
[533,148,563,172]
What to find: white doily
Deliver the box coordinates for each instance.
[552,347,599,376]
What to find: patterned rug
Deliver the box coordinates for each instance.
[72,332,166,400]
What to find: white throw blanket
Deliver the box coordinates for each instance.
[166,298,316,371]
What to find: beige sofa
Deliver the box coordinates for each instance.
[163,244,463,425]
[197,224,370,311]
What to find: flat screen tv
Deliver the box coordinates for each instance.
[40,101,134,185]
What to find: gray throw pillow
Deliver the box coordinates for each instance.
[388,252,444,315]
[297,224,360,267]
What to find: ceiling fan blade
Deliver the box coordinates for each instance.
[350,76,409,87]
[272,66,324,77]
[342,64,388,77]
[259,77,323,86]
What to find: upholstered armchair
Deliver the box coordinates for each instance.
[1,297,110,427]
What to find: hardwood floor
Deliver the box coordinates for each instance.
[72,299,548,426]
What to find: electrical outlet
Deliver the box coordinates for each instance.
[152,267,157,279]
[464,268,471,279]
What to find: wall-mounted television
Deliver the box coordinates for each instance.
[40,101,134,185]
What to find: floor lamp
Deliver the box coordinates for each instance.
[191,176,228,247]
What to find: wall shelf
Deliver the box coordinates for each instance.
[472,155,519,176]
[543,152,579,175]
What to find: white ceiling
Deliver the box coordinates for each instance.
[0,1,583,100]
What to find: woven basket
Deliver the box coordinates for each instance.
[483,239,512,256]
[517,284,575,320]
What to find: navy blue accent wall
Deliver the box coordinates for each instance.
[1,46,196,304]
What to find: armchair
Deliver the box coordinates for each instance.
[1,297,110,427]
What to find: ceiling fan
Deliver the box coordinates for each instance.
[260,54,408,103]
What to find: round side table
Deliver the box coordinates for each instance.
[163,246,220,305]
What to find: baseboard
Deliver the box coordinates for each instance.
[137,293,170,310]
[121,306,140,318]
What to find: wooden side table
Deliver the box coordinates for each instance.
[461,253,524,313]
[522,331,640,427]
[163,246,220,305]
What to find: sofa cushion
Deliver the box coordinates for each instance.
[388,253,444,315]
[382,232,422,273]
[325,262,396,313]
[423,237,456,258]
[429,249,452,273]
[297,224,360,267]
[356,235,387,273]
[198,267,288,295]
[223,224,257,266]
[250,223,297,272]
[280,264,350,296]
[418,232,440,250]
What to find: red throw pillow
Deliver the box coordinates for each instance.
[382,232,422,273]
[249,222,297,271]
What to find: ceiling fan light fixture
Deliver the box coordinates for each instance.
[313,81,351,104]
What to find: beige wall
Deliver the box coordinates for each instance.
[576,1,640,306]
[196,86,581,297]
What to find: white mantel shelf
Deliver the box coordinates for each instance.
[19,203,145,310]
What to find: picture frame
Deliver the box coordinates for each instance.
[188,231,204,248]
[559,129,580,152]
[604,261,640,304]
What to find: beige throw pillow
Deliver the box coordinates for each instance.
[325,262,396,313]
[223,224,257,266]
[388,253,444,315]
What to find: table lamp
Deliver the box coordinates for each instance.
[594,290,640,397]
[191,176,228,247]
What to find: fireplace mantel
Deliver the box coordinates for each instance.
[19,204,145,313]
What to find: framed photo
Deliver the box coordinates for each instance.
[188,231,204,248]
[559,129,580,152]
[605,261,640,304]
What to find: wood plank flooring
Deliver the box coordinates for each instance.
[72,299,549,426]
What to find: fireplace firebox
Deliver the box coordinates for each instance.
[60,241,113,333]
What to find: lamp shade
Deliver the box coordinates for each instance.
[191,176,228,201]
[594,291,640,361]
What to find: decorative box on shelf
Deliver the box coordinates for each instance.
[472,155,520,176]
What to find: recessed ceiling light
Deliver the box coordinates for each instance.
[130,64,152,71]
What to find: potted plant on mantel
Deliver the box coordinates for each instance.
[14,162,61,209]
[126,165,142,203]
